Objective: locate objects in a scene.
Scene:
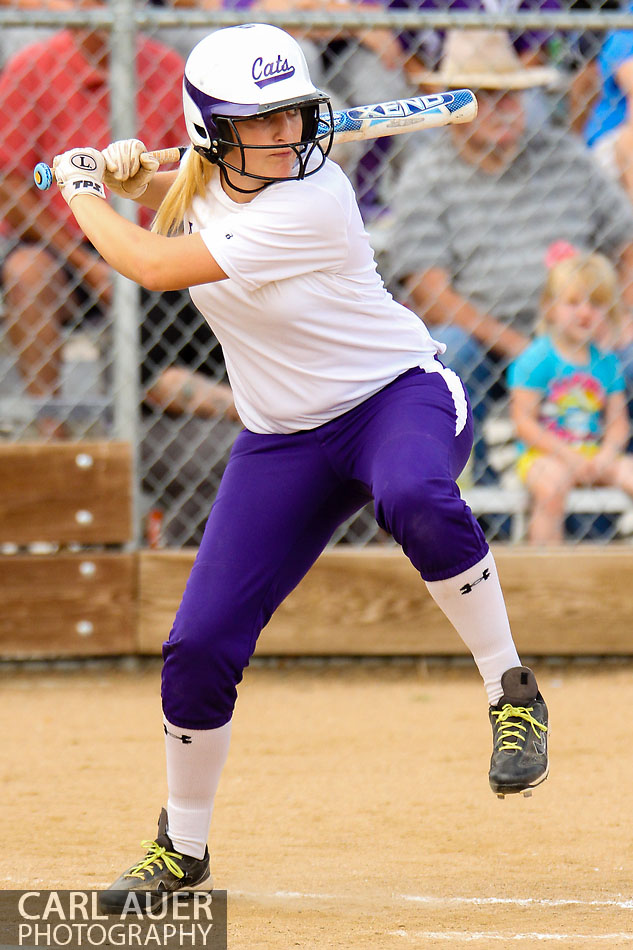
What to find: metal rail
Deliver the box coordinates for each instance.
[1,8,633,31]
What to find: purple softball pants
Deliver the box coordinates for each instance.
[162,365,488,729]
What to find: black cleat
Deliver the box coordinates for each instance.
[489,666,548,799]
[100,808,212,914]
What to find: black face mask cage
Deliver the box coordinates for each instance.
[193,99,334,195]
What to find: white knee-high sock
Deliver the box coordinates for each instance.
[163,717,232,860]
[425,551,521,705]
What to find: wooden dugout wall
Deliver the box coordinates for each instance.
[0,442,137,656]
[1,442,633,659]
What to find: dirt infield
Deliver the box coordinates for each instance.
[3,659,633,948]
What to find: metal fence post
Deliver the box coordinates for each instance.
[109,0,142,545]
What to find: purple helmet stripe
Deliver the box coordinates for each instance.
[183,76,260,126]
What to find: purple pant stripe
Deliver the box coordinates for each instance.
[162,367,488,728]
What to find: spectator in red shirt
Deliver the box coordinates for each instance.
[0,0,186,436]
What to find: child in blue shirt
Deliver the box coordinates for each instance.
[508,248,633,544]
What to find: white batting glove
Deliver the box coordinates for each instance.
[53,147,106,206]
[102,139,159,199]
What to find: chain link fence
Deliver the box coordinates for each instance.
[2,2,633,546]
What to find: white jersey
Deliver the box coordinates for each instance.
[186,158,444,434]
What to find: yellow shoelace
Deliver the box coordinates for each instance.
[492,703,547,752]
[124,840,185,881]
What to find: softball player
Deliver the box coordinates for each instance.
[51,24,548,909]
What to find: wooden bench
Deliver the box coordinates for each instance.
[0,441,137,657]
[472,414,633,541]
[462,486,633,543]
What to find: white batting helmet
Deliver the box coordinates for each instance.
[183,24,333,191]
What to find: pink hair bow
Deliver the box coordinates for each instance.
[544,240,580,270]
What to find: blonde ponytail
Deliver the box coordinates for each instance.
[151,150,216,236]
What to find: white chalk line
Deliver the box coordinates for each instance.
[231,888,633,911]
[5,883,631,915]
[388,930,633,942]
[231,890,633,942]
[399,893,633,909]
